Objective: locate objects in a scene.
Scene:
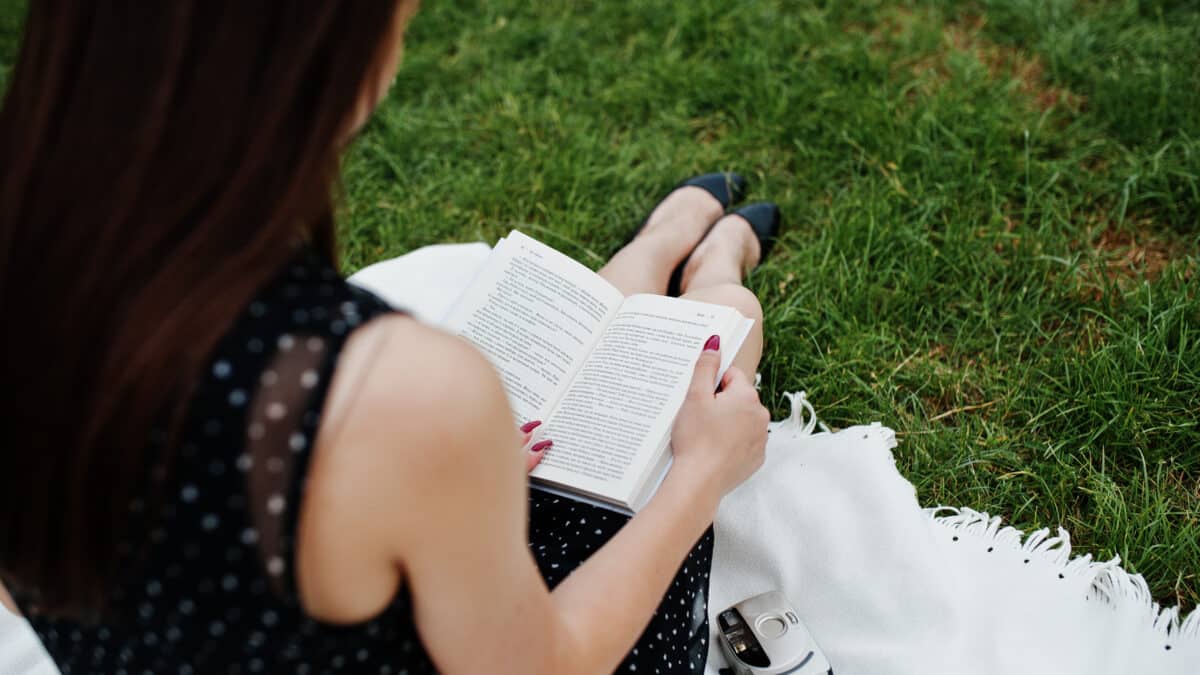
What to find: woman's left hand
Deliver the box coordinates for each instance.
[517,420,552,473]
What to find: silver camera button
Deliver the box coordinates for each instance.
[756,615,788,639]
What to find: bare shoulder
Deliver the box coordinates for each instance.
[296,315,519,622]
[325,314,501,428]
[311,312,513,519]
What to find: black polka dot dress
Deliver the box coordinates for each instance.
[529,499,714,674]
[25,248,714,674]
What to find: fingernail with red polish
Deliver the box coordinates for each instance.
[530,440,553,453]
[520,420,542,433]
[703,335,720,351]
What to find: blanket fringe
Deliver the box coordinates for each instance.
[776,391,830,436]
[926,507,1200,643]
[775,390,1197,645]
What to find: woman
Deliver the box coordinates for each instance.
[0,2,774,673]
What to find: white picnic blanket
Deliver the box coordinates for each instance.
[707,399,1199,675]
[0,610,56,674]
[3,242,1195,674]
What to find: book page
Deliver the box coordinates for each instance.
[532,294,747,503]
[442,231,624,424]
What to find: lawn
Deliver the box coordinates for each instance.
[2,0,1197,612]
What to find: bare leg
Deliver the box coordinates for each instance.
[597,187,724,297]
[679,214,765,376]
[600,189,766,376]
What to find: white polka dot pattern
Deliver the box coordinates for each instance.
[529,493,714,674]
[25,249,714,674]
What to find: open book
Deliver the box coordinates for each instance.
[442,230,754,514]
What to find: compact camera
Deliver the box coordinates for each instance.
[716,590,832,675]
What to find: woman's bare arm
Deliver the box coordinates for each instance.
[298,316,764,674]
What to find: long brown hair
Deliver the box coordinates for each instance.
[0,1,406,615]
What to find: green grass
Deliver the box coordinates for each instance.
[3,1,1198,611]
[0,0,21,90]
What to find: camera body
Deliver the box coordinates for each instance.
[716,591,832,675]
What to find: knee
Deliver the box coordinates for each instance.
[686,283,763,329]
[715,284,764,326]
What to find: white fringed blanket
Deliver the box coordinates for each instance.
[2,243,1195,674]
[705,392,1198,675]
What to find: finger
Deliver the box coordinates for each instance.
[687,334,723,398]
[719,365,753,393]
[520,426,548,470]
[517,419,542,445]
[526,439,553,473]
[722,374,762,407]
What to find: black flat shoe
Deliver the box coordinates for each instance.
[632,172,748,235]
[730,201,782,266]
[626,173,748,296]
[677,172,748,210]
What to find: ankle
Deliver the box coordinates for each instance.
[693,216,760,272]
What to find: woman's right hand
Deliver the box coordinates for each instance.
[669,335,770,500]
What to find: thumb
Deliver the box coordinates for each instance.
[687,334,723,398]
